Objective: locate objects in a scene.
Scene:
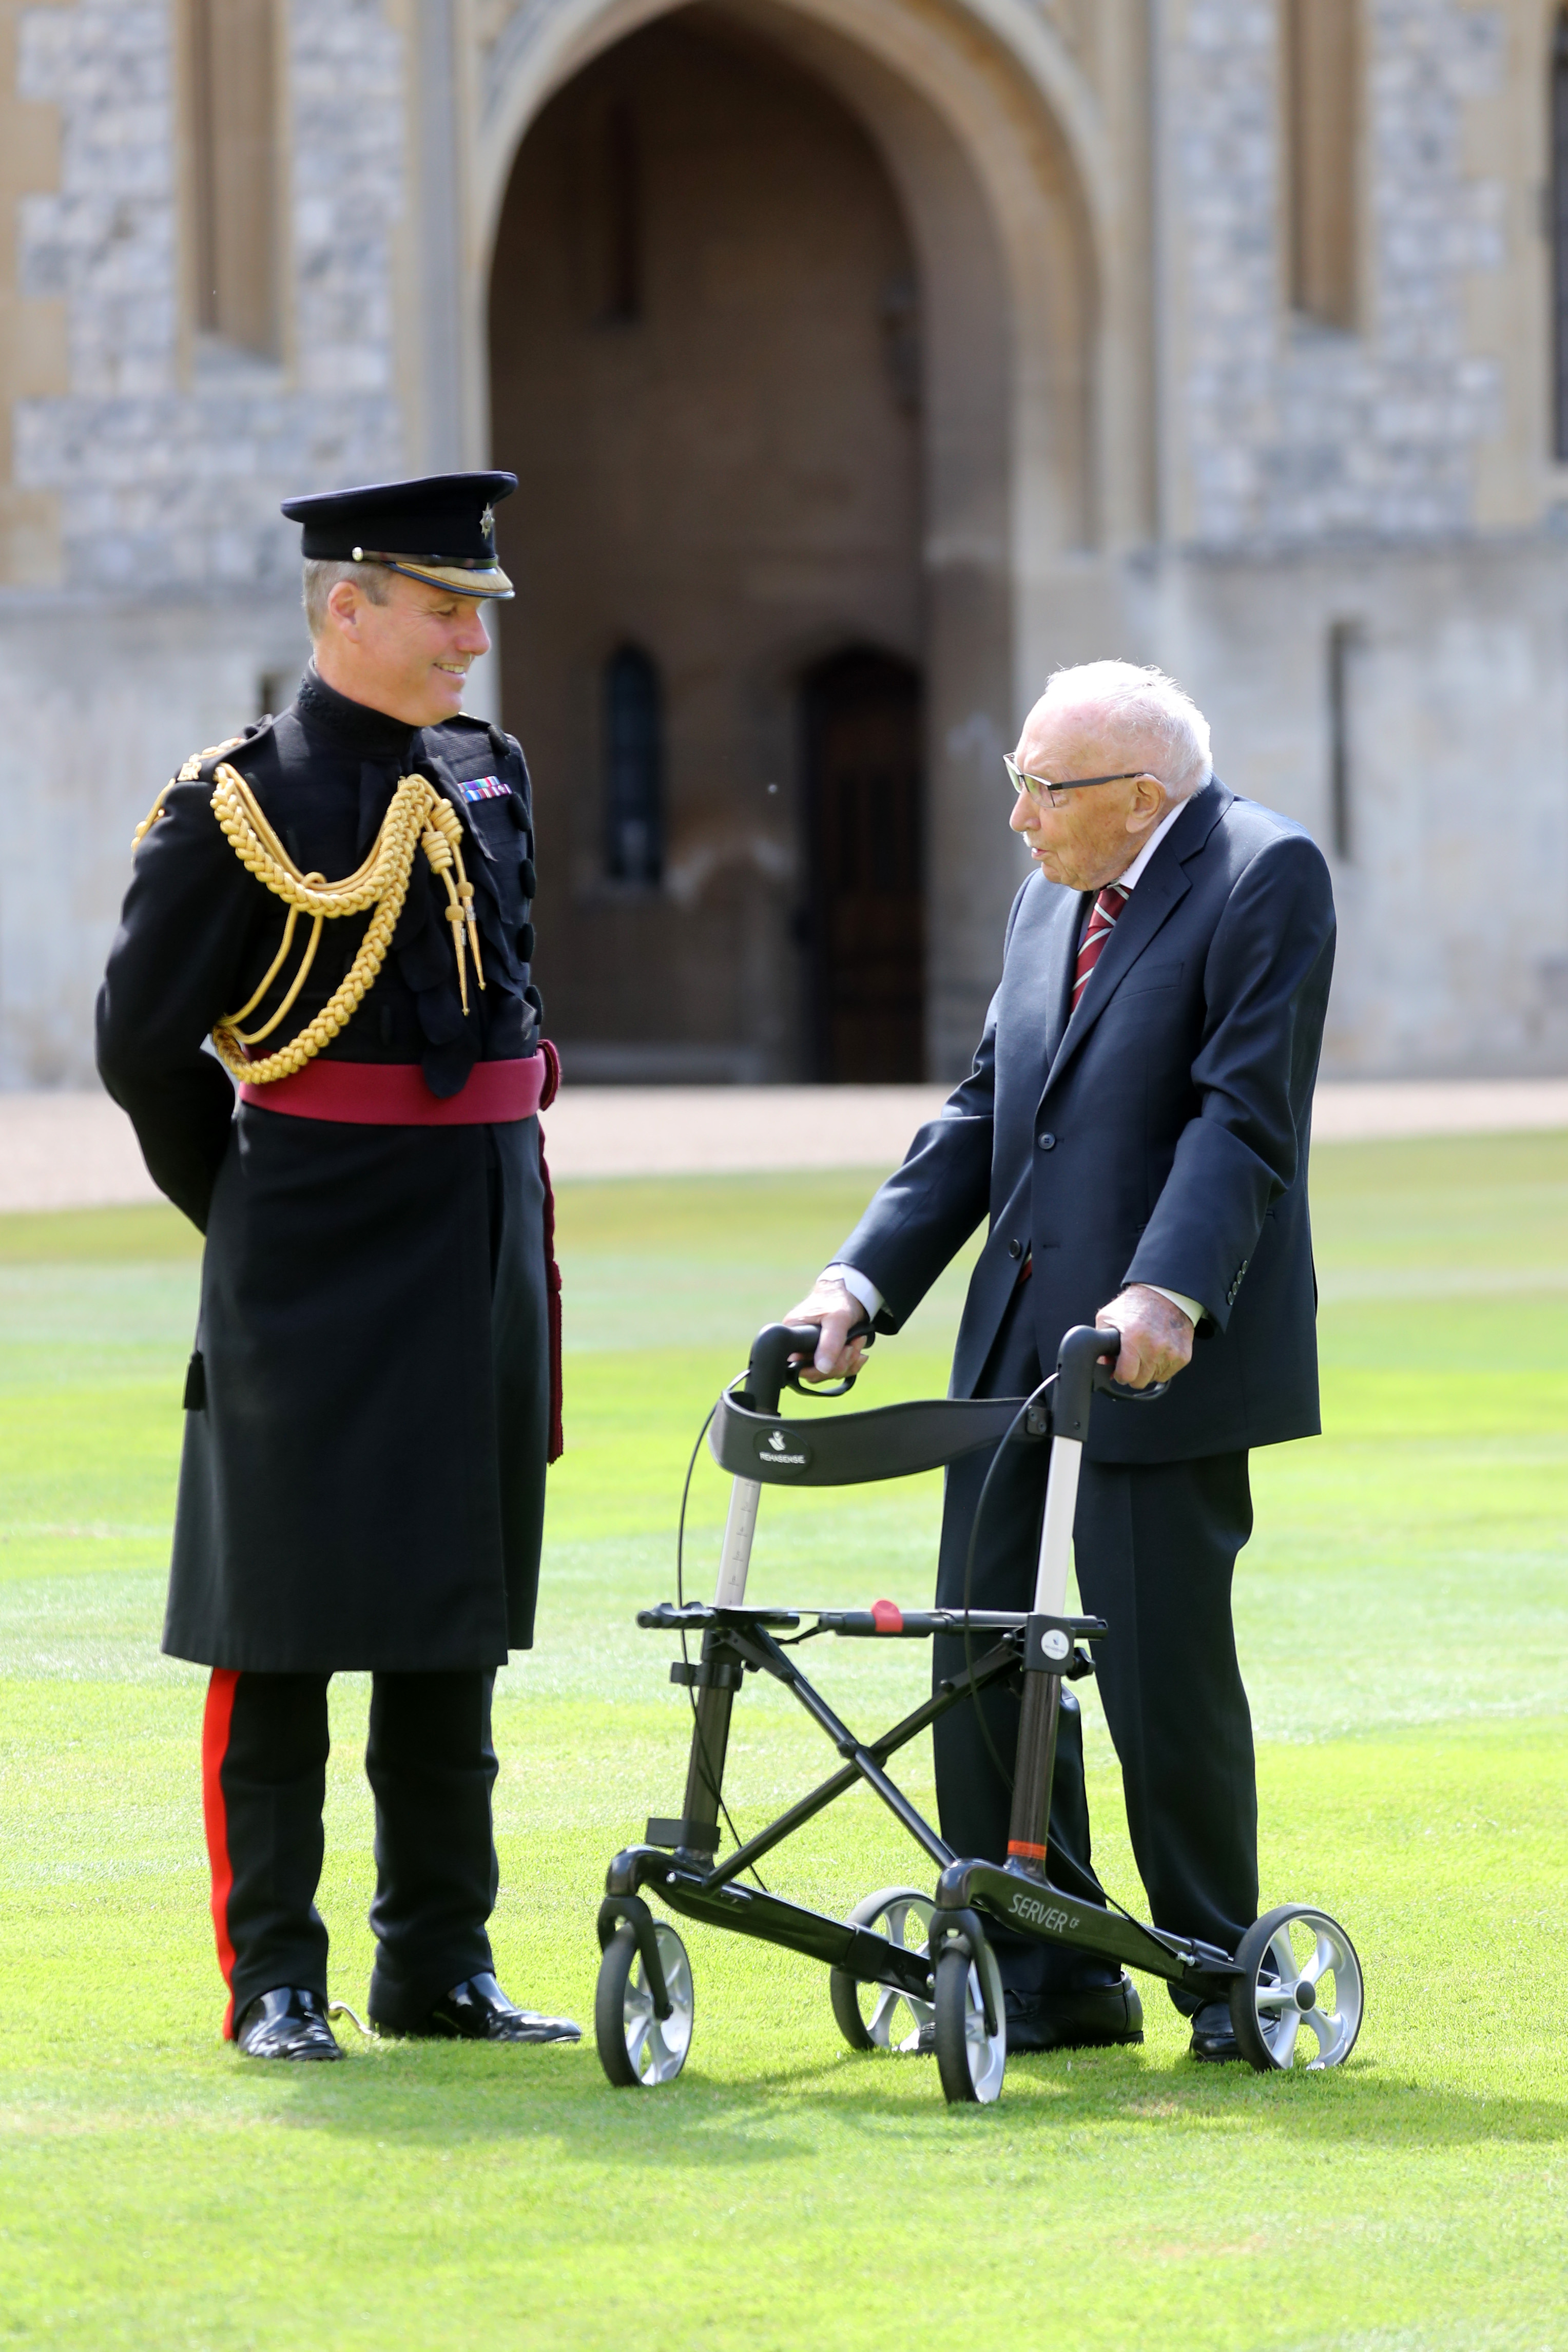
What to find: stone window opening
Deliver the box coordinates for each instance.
[1283,0,1360,333]
[604,644,665,886]
[1327,619,1362,863]
[188,0,281,359]
[1552,9,1568,459]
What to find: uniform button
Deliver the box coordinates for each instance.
[1037,1132,1056,1151]
[519,857,537,895]
[516,921,535,960]
[1008,1238,1022,1260]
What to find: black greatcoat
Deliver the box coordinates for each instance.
[96,668,551,1674]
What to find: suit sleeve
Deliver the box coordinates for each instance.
[1124,830,1335,1328]
[95,779,256,1232]
[831,994,1000,1334]
[831,878,1037,1331]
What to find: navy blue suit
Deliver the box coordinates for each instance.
[836,779,1335,2003]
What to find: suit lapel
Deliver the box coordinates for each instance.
[1008,877,1082,1111]
[1041,889,1083,1072]
[1041,780,1229,1095]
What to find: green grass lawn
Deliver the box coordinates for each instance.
[0,1133,1564,2349]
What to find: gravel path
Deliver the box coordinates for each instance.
[0,1078,1563,1212]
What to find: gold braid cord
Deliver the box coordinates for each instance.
[197,763,485,1087]
[131,736,248,849]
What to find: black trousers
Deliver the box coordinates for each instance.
[932,1290,1257,2013]
[202,1668,499,2034]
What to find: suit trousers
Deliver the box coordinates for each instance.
[931,1288,1259,2013]
[201,1667,500,2034]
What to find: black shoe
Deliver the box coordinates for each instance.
[1004,1974,1144,2052]
[234,1987,343,2061]
[404,1972,582,2045]
[1188,1999,1243,2062]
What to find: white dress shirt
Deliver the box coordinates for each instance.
[827,793,1205,1330]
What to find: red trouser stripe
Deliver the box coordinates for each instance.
[538,1042,564,1463]
[202,1669,241,2038]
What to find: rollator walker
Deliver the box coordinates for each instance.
[594,1320,1364,2104]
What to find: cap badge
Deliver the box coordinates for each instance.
[480,504,495,541]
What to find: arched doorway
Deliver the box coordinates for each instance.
[489,7,924,1080]
[480,0,1101,1081]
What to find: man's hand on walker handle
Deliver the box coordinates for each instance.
[779,1275,1191,1389]
[782,1276,872,1382]
[1097,1284,1195,1389]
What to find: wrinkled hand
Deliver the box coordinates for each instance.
[1097,1284,1195,1389]
[781,1277,872,1382]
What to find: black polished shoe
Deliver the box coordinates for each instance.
[406,1972,582,2045]
[234,1987,343,2061]
[1005,1974,1144,2052]
[1188,1999,1244,2062]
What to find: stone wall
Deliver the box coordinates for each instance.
[0,587,311,1087]
[0,0,406,1085]
[1176,0,1508,546]
[12,0,406,591]
[1155,539,1568,1077]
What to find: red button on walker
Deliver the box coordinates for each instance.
[870,1598,904,1634]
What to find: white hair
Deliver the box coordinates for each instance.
[1039,660,1212,798]
[301,557,391,640]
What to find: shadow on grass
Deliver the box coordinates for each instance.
[241,2040,1567,2161]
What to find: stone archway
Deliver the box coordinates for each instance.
[476,0,1103,1079]
[489,6,924,1079]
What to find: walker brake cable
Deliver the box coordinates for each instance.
[675,1389,766,1888]
[959,1392,1038,1793]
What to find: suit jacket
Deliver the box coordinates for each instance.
[835,778,1337,1463]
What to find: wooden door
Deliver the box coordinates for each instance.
[802,649,924,1081]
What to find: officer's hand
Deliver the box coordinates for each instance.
[1096,1285,1195,1389]
[781,1278,871,1381]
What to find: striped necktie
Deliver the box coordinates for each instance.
[1071,882,1130,1013]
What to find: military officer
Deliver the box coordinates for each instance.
[96,473,580,2059]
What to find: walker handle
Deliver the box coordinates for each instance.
[1053,1323,1169,1441]
[746,1321,873,1414]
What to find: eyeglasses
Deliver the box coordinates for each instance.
[1004,756,1153,808]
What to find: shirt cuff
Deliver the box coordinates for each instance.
[1145,1283,1204,1327]
[823,1264,884,1321]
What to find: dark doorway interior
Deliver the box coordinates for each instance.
[801,647,924,1081]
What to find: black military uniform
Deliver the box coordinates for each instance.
[96,474,578,2058]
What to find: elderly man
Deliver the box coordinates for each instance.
[97,473,579,2058]
[787,660,1334,2061]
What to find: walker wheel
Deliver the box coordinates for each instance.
[829,1887,936,2053]
[595,1920,694,2088]
[932,1935,1007,2105]
[1228,1904,1364,2072]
